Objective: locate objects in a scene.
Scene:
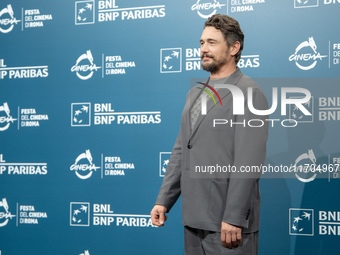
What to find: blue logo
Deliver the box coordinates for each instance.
[75,0,95,25]
[289,208,314,236]
[71,103,91,127]
[70,202,90,226]
[294,0,318,8]
[160,48,182,73]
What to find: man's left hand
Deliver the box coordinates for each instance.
[221,222,242,248]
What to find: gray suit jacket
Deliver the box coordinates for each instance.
[156,68,268,233]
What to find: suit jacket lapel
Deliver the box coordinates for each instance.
[189,68,243,139]
[185,80,205,137]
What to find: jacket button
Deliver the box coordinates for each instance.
[246,209,250,219]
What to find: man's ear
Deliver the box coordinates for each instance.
[230,41,241,57]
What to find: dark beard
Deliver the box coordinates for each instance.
[201,62,220,73]
[201,53,228,74]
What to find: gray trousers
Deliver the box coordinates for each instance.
[184,226,259,255]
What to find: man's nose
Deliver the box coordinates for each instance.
[201,43,208,53]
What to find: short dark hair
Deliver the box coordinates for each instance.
[204,14,244,64]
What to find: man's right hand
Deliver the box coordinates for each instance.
[150,205,168,227]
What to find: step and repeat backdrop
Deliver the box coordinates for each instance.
[1,0,340,254]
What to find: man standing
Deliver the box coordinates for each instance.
[151,14,268,254]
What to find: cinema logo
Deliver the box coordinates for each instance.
[0,59,48,79]
[0,198,15,227]
[71,51,136,79]
[0,4,53,32]
[288,149,339,183]
[0,103,16,131]
[290,208,340,236]
[70,202,154,227]
[0,4,20,33]
[230,0,266,13]
[289,149,318,183]
[76,0,165,24]
[160,47,260,73]
[70,150,100,180]
[71,50,101,80]
[0,198,47,226]
[0,102,49,131]
[289,37,327,70]
[69,149,135,178]
[198,85,312,128]
[191,0,226,19]
[0,154,48,175]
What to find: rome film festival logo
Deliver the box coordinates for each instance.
[70,202,90,226]
[289,149,317,183]
[70,150,100,179]
[71,103,91,126]
[160,48,181,73]
[0,102,17,131]
[289,208,314,236]
[0,4,20,33]
[71,50,101,80]
[0,198,16,227]
[75,0,94,25]
[191,0,226,19]
[289,37,327,70]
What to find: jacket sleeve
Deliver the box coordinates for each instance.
[223,87,269,228]
[155,129,182,212]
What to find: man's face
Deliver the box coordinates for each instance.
[200,26,230,73]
